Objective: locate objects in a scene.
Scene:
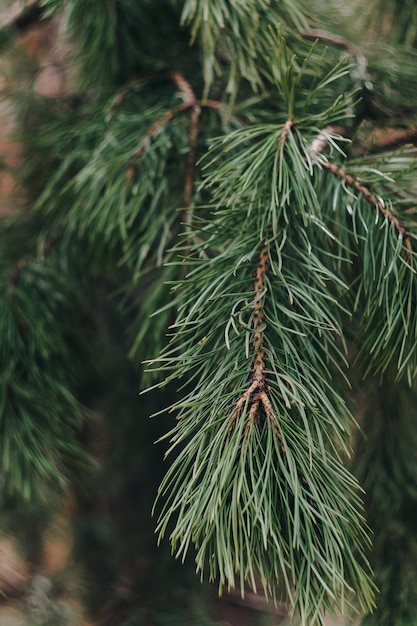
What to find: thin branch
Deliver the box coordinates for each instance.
[323,159,413,256]
[105,76,143,120]
[229,243,279,435]
[107,71,198,123]
[229,120,298,436]
[309,126,413,257]
[126,98,223,182]
[171,73,202,249]
[370,126,417,150]
[172,73,201,207]
[183,105,200,208]
[252,243,269,359]
[279,117,295,146]
[308,125,345,156]
[170,71,196,105]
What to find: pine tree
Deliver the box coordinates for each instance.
[1,1,417,625]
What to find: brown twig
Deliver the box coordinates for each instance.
[170,74,203,251]
[126,98,223,182]
[323,160,412,256]
[229,120,298,438]
[308,125,345,156]
[183,106,200,208]
[170,71,196,105]
[309,126,413,258]
[170,72,202,209]
[370,126,417,150]
[279,118,295,147]
[229,243,280,437]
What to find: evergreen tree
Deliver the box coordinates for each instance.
[1,1,417,624]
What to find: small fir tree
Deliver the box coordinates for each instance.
[1,1,417,624]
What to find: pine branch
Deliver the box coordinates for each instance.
[126,96,223,182]
[322,160,412,257]
[229,121,295,438]
[308,125,413,256]
[309,130,417,381]
[6,3,417,622]
[149,113,376,623]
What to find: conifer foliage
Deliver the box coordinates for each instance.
[1,0,417,624]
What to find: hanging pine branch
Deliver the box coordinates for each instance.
[148,41,377,624]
